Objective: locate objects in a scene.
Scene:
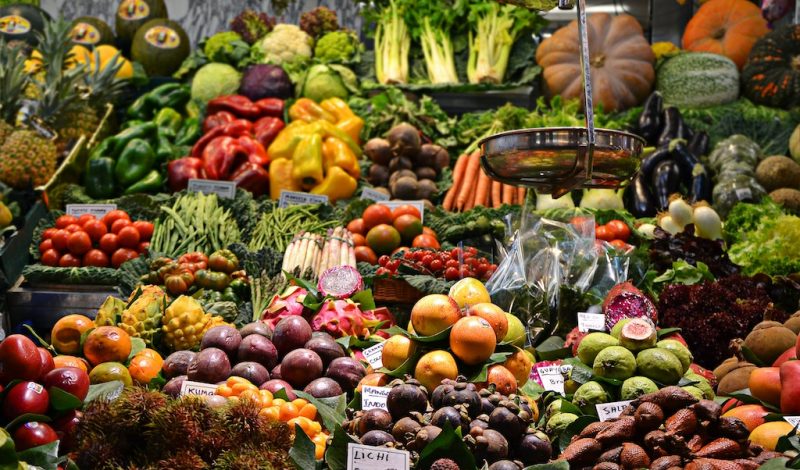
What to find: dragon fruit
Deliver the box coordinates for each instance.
[311,300,394,338]
[318,266,363,299]
[564,326,588,356]
[262,286,309,329]
[361,307,396,339]
[602,281,658,331]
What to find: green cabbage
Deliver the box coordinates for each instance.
[191,63,241,103]
[299,64,358,103]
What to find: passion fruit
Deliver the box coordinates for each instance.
[358,409,393,435]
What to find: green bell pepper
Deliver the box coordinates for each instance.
[154,107,183,137]
[229,278,249,299]
[155,127,175,163]
[124,170,163,194]
[85,157,117,199]
[115,138,155,187]
[127,83,190,121]
[110,121,157,158]
[174,117,201,146]
[121,119,146,131]
[90,137,115,160]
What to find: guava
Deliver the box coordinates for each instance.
[619,318,657,352]
[620,376,659,400]
[681,386,705,401]
[572,381,608,416]
[545,400,563,420]
[683,371,715,399]
[636,348,683,385]
[592,346,637,380]
[577,332,619,365]
[610,318,633,340]
[656,339,693,373]
[546,412,578,434]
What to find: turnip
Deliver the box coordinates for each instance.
[667,196,693,229]
[692,204,723,240]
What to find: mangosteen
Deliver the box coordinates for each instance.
[409,425,441,451]
[488,461,521,470]
[386,382,427,420]
[488,406,525,443]
[469,418,489,433]
[515,431,552,465]
[431,380,455,409]
[474,428,509,463]
[441,382,481,418]
[358,409,393,436]
[431,406,463,430]
[480,397,496,415]
[392,417,421,444]
[360,430,395,447]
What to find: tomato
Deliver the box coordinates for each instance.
[83,249,109,267]
[132,221,154,241]
[351,233,366,247]
[51,229,69,252]
[98,233,119,254]
[354,246,378,265]
[82,219,107,242]
[606,220,631,242]
[609,239,630,251]
[412,234,440,250]
[362,205,393,232]
[430,259,443,272]
[41,249,60,266]
[110,219,131,234]
[77,214,95,225]
[117,226,141,248]
[391,204,422,221]
[346,218,365,235]
[595,225,614,242]
[66,231,92,255]
[41,228,58,240]
[58,253,82,267]
[111,248,138,268]
[102,210,130,229]
[64,224,83,233]
[137,241,150,254]
[377,255,390,267]
[569,216,592,228]
[422,227,437,239]
[444,266,459,280]
[39,239,53,254]
[55,215,78,229]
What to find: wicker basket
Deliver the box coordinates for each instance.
[373,278,423,304]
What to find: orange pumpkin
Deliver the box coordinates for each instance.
[682,0,768,70]
[536,13,655,112]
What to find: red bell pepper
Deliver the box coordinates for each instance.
[191,120,254,158]
[231,162,270,197]
[202,136,248,180]
[207,95,262,120]
[255,98,285,118]
[238,135,269,167]
[253,116,285,150]
[167,157,203,192]
[223,119,253,137]
[203,111,236,133]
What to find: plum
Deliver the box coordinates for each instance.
[304,335,345,368]
[201,325,242,358]
[187,348,231,384]
[303,377,343,398]
[281,349,323,388]
[163,375,187,397]
[162,351,196,379]
[240,322,272,339]
[325,357,366,392]
[230,362,270,386]
[261,379,296,400]
[272,316,312,357]
[237,334,278,370]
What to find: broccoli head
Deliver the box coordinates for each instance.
[314,30,360,63]
[299,6,339,39]
[230,8,276,45]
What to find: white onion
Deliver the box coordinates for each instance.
[668,196,694,229]
[693,205,723,240]
[637,223,657,239]
[658,215,681,235]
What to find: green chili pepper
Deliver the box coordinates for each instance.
[155,127,175,163]
[174,117,201,146]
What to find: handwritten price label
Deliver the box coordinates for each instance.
[360,187,390,202]
[577,312,606,332]
[66,204,117,218]
[361,386,391,411]
[180,380,218,397]
[279,190,329,208]
[536,365,572,395]
[377,200,425,223]
[362,342,385,370]
[596,400,633,421]
[347,443,409,470]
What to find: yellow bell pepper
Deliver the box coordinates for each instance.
[288,98,336,123]
[316,120,362,158]
[322,137,360,179]
[269,158,300,199]
[291,133,324,190]
[310,166,357,203]
[335,116,364,144]
[320,97,355,121]
[267,121,312,160]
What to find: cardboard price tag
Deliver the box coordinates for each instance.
[187,179,236,199]
[180,380,218,397]
[65,204,117,218]
[347,443,410,470]
[362,342,385,370]
[596,401,633,421]
[361,386,391,411]
[577,312,606,333]
[360,187,390,202]
[536,365,572,395]
[377,200,425,223]
[279,190,329,208]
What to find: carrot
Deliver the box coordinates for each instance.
[474,169,491,208]
[491,181,502,208]
[456,150,481,211]
[443,153,468,211]
[502,184,514,205]
[517,187,527,206]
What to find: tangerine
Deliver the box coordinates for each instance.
[83,326,132,366]
[468,303,508,341]
[414,350,458,392]
[749,421,794,451]
[722,404,770,432]
[410,294,461,336]
[749,367,782,406]
[128,355,162,385]
[381,335,416,370]
[51,314,94,354]
[362,205,393,232]
[53,355,89,373]
[503,348,533,386]
[450,316,497,365]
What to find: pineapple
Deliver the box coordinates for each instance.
[0,129,57,188]
[0,40,30,144]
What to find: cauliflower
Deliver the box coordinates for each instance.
[314,30,360,63]
[256,24,313,66]
[204,31,246,63]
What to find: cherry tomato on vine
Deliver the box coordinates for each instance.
[606,220,631,242]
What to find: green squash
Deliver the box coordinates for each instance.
[656,52,740,108]
[742,25,800,110]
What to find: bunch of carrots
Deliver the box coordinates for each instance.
[443,150,526,212]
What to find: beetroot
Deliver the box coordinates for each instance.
[262,286,309,329]
[602,282,658,331]
[318,266,363,299]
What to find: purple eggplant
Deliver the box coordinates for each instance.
[628,172,657,217]
[652,159,682,211]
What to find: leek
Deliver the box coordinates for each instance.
[375,0,410,85]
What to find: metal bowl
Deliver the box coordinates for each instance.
[479,127,645,194]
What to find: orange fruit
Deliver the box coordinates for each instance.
[749,421,794,451]
[749,367,782,406]
[503,349,533,386]
[381,335,416,370]
[722,404,770,432]
[414,350,458,392]
[356,373,390,393]
[481,364,517,396]
[410,294,462,336]
[53,355,89,372]
[449,277,490,309]
[468,303,508,341]
[449,316,496,365]
[83,326,132,366]
[128,355,162,385]
[51,314,94,354]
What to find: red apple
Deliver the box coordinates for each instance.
[2,381,49,420]
[0,335,42,384]
[773,346,797,367]
[12,421,58,451]
[52,409,82,452]
[37,348,54,381]
[43,367,90,401]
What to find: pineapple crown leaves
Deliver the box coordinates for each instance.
[83,49,129,104]
[0,39,31,124]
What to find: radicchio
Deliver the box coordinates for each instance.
[261,286,309,329]
[602,281,658,331]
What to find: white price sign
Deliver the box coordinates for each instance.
[536,365,572,395]
[362,342,385,370]
[66,204,117,218]
[377,200,425,223]
[361,386,391,411]
[180,380,218,397]
[279,190,329,208]
[187,179,236,199]
[784,416,800,428]
[360,187,390,202]
[577,312,606,333]
[596,400,633,421]
[347,443,410,470]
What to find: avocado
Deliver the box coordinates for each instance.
[0,4,50,45]
[130,18,188,77]
[115,0,167,51]
[70,16,115,47]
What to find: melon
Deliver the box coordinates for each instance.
[655,52,740,108]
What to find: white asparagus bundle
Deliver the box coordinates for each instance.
[315,227,359,280]
[282,231,324,279]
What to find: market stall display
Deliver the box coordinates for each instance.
[1,0,800,468]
